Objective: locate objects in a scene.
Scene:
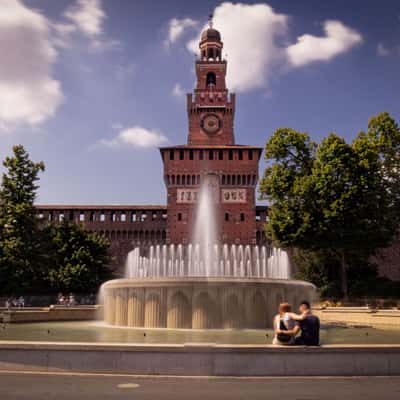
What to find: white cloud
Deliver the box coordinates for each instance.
[165,17,198,48]
[286,20,363,67]
[99,126,169,148]
[187,3,288,92]
[0,0,63,131]
[65,0,105,37]
[51,22,77,48]
[63,0,119,51]
[171,83,185,98]
[181,3,362,93]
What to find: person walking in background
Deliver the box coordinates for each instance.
[18,296,24,308]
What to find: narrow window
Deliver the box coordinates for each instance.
[189,150,194,160]
[248,150,253,160]
[169,150,174,160]
[199,150,204,160]
[100,212,105,222]
[225,212,229,221]
[206,72,216,85]
[219,150,223,160]
[240,213,245,222]
[229,150,233,160]
[121,212,126,222]
[238,150,243,160]
[179,149,184,160]
[177,213,182,221]
[79,212,85,222]
[209,150,214,160]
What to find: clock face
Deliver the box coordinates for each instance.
[201,114,221,134]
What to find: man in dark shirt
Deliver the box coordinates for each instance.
[277,301,320,346]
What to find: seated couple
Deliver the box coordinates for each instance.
[273,301,320,346]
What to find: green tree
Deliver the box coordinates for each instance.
[43,221,112,293]
[0,145,45,295]
[259,113,400,299]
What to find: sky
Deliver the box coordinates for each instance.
[0,0,399,206]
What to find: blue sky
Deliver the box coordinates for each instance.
[0,0,399,205]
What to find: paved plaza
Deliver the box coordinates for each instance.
[0,372,399,400]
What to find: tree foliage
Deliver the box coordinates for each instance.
[0,145,45,294]
[259,112,400,298]
[0,145,112,296]
[43,221,112,293]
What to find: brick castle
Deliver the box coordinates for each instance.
[36,24,399,281]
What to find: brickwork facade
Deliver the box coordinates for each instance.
[35,204,268,275]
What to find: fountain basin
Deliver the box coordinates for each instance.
[102,277,316,329]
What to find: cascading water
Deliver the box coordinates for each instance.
[124,179,291,280]
[192,180,217,276]
[124,244,290,279]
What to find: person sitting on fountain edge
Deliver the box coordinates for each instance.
[275,301,320,346]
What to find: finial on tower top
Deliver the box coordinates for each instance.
[208,13,213,29]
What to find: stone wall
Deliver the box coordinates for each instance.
[0,342,399,376]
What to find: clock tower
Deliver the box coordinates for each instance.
[187,20,235,146]
[160,19,262,245]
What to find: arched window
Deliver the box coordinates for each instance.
[240,213,245,222]
[206,72,216,86]
[225,212,229,221]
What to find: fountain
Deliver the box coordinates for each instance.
[102,179,316,329]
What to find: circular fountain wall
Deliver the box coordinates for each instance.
[102,182,316,329]
[103,277,315,329]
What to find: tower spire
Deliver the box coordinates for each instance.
[208,13,213,29]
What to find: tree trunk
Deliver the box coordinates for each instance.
[340,250,348,301]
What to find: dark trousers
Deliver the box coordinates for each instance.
[294,336,319,346]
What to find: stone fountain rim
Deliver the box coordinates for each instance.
[102,277,316,289]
